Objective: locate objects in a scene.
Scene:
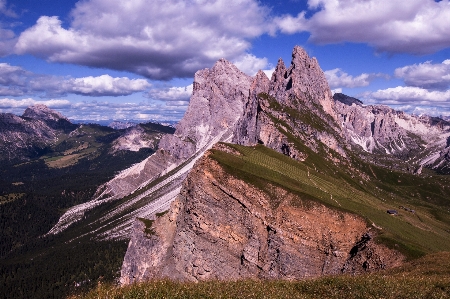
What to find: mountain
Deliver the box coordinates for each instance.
[70,46,447,284]
[120,144,405,283]
[2,46,450,298]
[0,106,175,164]
[0,104,77,162]
[45,57,254,239]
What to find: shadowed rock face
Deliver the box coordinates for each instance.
[270,46,336,119]
[22,104,68,122]
[71,46,345,240]
[119,46,405,284]
[120,145,403,284]
[95,58,253,202]
[102,46,342,204]
[45,57,255,238]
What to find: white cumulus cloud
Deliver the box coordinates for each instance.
[0,98,71,109]
[367,86,450,105]
[0,63,151,97]
[324,68,387,89]
[233,54,269,76]
[147,84,193,102]
[274,0,450,54]
[14,0,271,80]
[394,60,450,90]
[69,75,151,96]
[0,98,188,121]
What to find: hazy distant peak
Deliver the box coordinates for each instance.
[22,104,68,122]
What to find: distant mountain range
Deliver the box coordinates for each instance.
[71,119,178,128]
[0,104,175,164]
[0,107,175,299]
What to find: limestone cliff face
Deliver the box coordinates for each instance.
[95,59,252,201]
[120,145,403,284]
[57,46,347,239]
[270,46,336,120]
[49,58,255,238]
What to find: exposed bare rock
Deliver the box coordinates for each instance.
[120,146,403,284]
[97,58,252,201]
[334,93,450,172]
[333,93,363,107]
[111,125,162,152]
[269,46,337,120]
[22,104,68,122]
[233,70,270,145]
[234,46,344,161]
[341,233,402,274]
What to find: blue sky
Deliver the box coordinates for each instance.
[1,0,450,121]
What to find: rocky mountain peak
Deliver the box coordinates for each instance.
[269,58,287,99]
[272,58,287,78]
[291,45,309,61]
[22,104,68,122]
[252,70,270,93]
[267,47,336,120]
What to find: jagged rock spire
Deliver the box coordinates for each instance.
[267,46,336,120]
[233,70,270,145]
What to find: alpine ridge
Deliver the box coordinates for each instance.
[120,144,403,283]
[119,46,447,284]
[40,45,450,286]
[49,46,347,239]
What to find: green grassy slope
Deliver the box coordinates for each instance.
[72,252,450,299]
[210,143,450,259]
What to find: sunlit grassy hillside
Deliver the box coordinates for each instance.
[210,143,450,259]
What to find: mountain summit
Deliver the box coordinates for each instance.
[22,104,68,121]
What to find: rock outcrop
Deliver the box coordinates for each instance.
[48,58,254,238]
[111,123,174,153]
[22,104,68,122]
[95,58,252,201]
[80,46,348,239]
[120,145,403,284]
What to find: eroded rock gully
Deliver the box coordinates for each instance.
[120,146,403,284]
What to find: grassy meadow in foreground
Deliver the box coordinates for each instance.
[71,252,450,299]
